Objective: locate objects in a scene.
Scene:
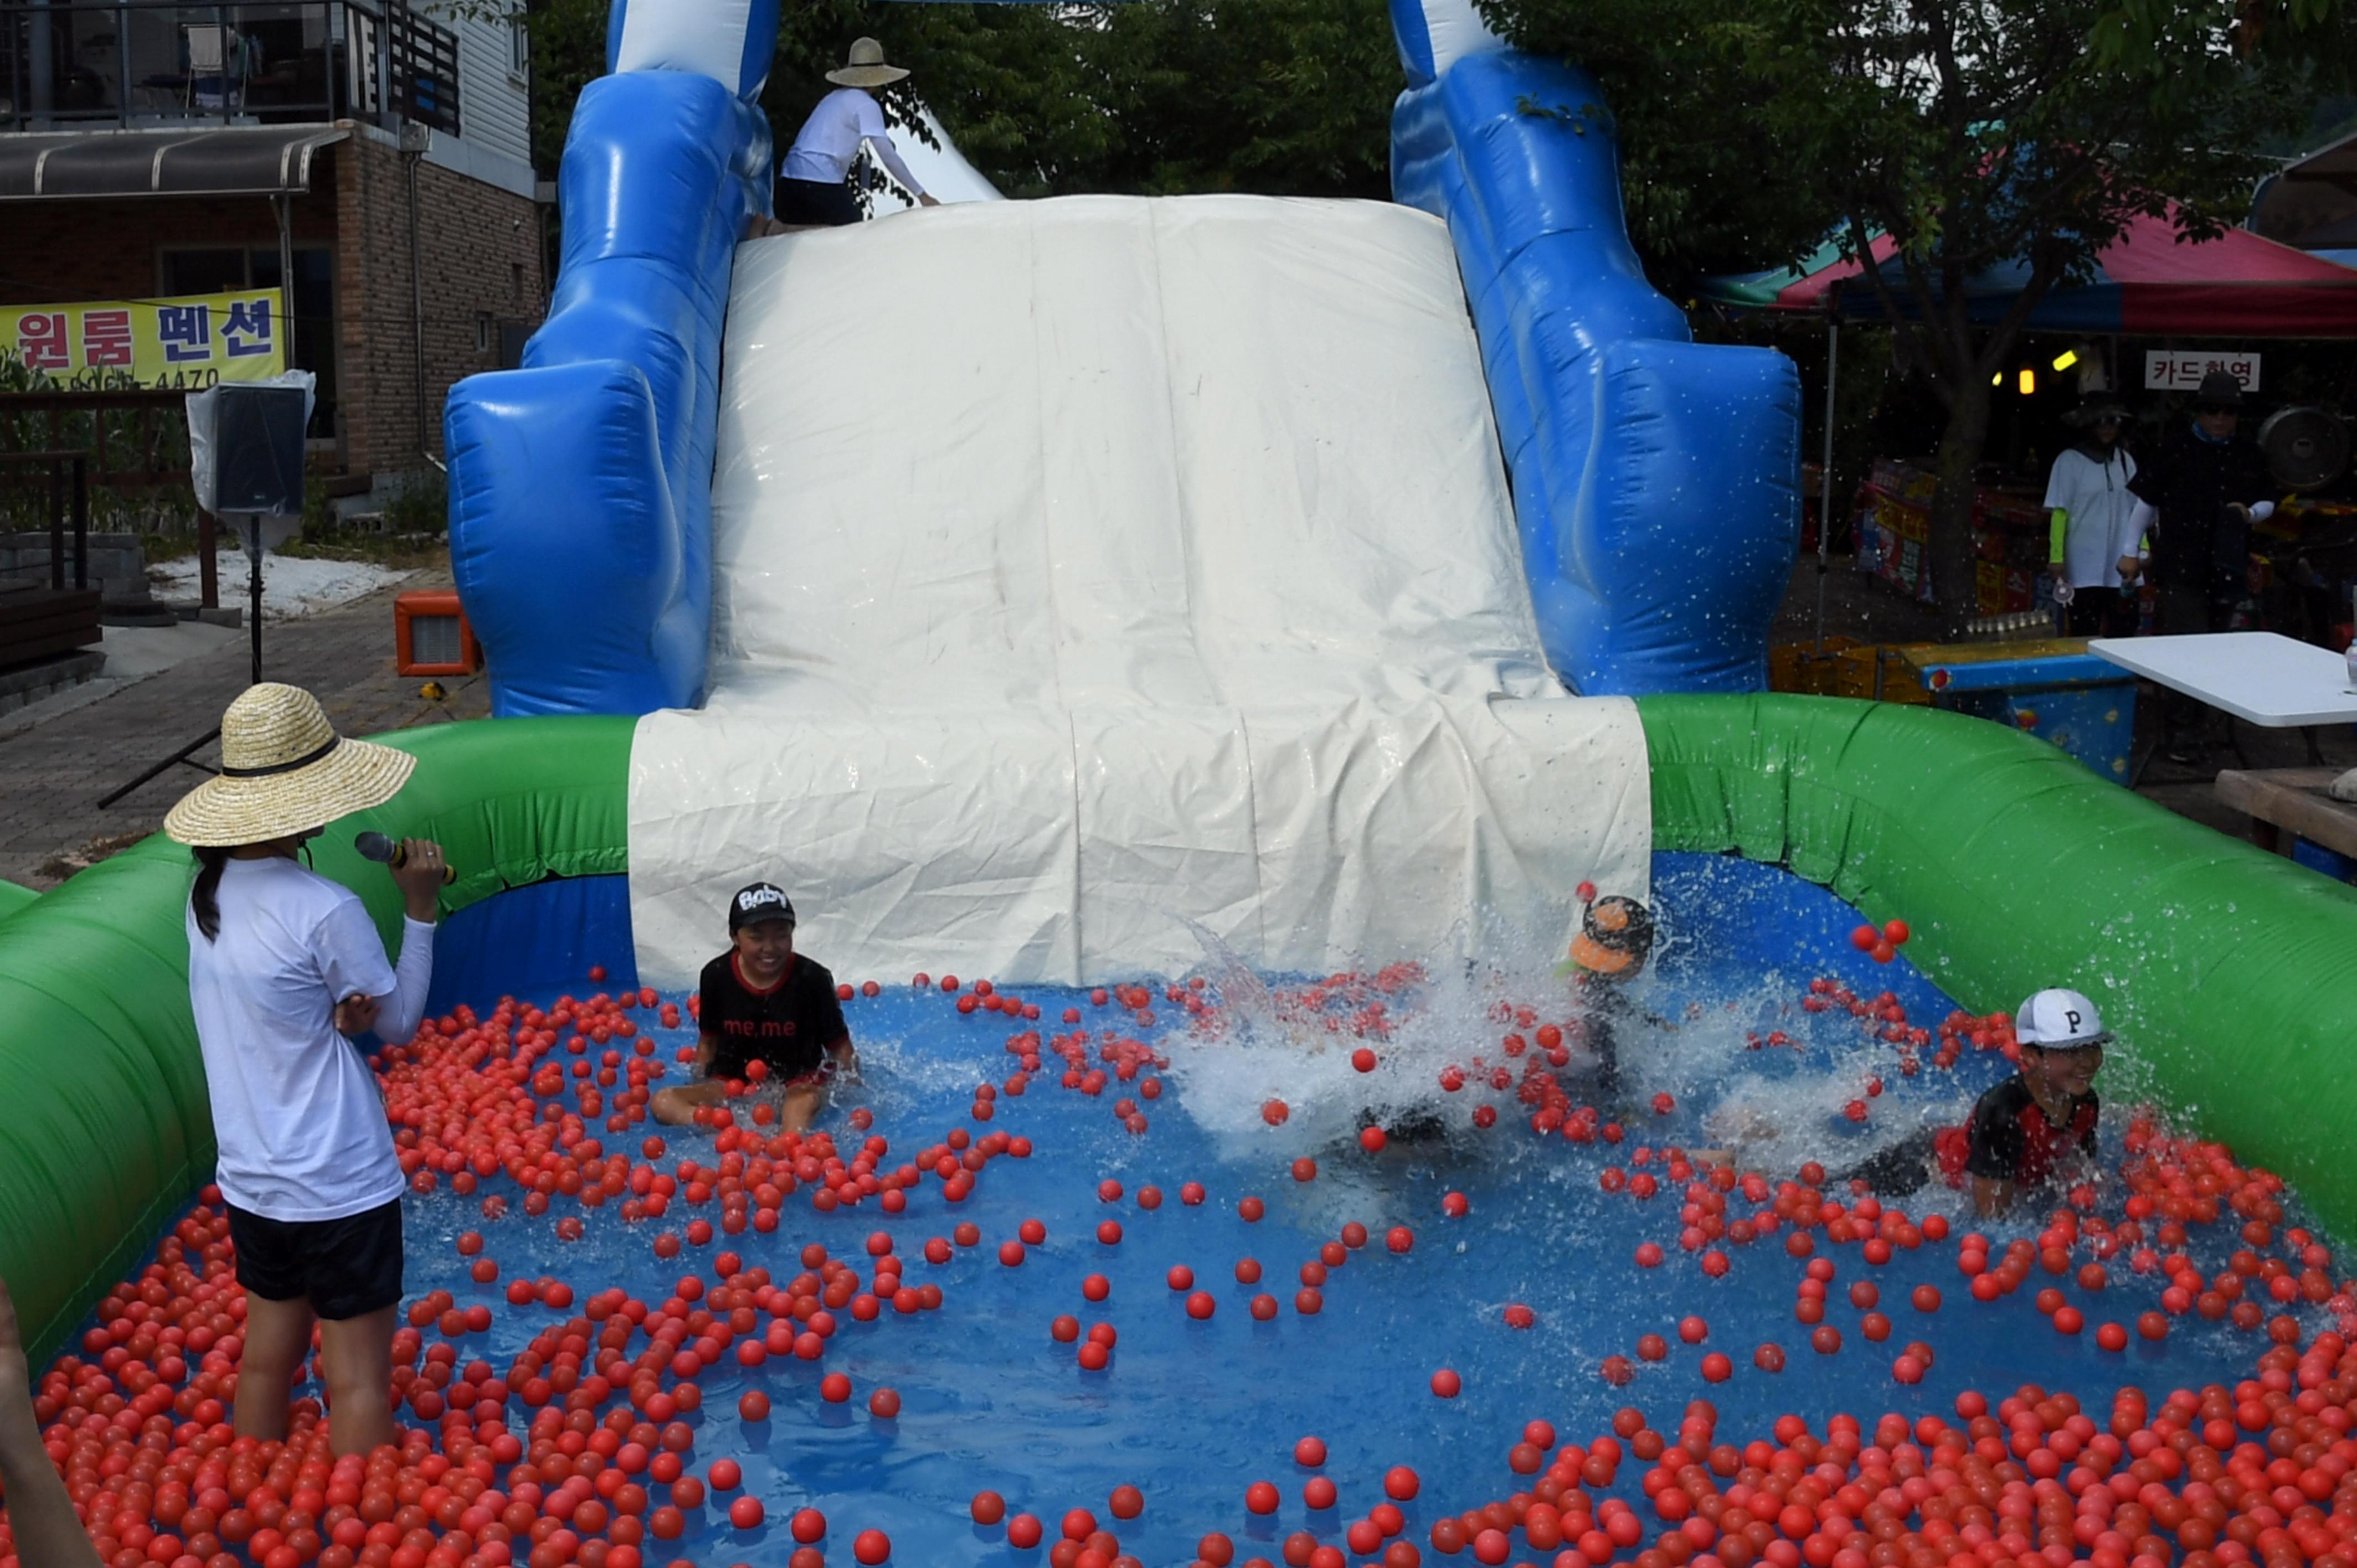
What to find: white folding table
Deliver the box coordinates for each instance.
[2087,632,2357,776]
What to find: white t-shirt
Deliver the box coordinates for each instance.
[186,857,429,1222]
[2042,445,2142,589]
[780,87,926,196]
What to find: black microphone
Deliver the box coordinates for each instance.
[354,830,455,885]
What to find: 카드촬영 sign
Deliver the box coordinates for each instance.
[2144,350,2260,394]
[6,291,287,391]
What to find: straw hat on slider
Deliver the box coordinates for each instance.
[164,683,415,847]
[827,38,909,89]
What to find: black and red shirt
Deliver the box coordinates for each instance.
[1960,1076,2098,1187]
[697,952,847,1083]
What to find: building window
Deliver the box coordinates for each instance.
[508,13,528,80]
[511,260,524,301]
[475,313,492,353]
[161,249,249,297]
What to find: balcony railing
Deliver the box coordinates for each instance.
[0,0,459,136]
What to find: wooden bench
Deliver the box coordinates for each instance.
[0,585,104,672]
[2214,767,2357,880]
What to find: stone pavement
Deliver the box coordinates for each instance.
[0,561,489,889]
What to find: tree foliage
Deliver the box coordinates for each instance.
[519,0,1398,203]
[1471,0,1833,288]
[1483,0,2352,623]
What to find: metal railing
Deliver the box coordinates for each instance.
[0,0,458,135]
[0,450,91,592]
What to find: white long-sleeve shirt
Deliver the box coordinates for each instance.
[781,88,927,198]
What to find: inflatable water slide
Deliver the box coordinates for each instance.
[2,0,2354,1375]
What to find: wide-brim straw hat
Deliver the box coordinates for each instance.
[164,683,415,847]
[827,37,908,88]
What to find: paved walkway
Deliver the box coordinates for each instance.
[0,563,488,889]
[2,552,2347,890]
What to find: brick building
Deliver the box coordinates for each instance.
[0,0,547,490]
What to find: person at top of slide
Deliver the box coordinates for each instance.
[2043,395,2142,638]
[651,883,860,1133]
[164,683,444,1457]
[776,38,940,228]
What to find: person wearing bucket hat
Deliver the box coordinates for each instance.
[775,38,939,228]
[2042,394,2143,637]
[166,683,446,1456]
[2127,368,2276,757]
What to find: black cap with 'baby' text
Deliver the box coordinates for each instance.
[729,883,796,932]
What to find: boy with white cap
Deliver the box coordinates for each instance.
[1942,988,2109,1218]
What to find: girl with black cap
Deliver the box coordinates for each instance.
[651,881,859,1133]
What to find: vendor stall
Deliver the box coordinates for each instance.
[1855,458,2056,618]
[1706,209,2357,642]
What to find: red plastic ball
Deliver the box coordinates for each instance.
[852,1528,891,1564]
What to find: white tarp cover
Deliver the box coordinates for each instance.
[629,195,1650,988]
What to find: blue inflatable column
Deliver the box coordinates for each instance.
[1389,1,1801,695]
[444,0,775,716]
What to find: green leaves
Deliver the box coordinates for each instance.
[824,2,1401,202]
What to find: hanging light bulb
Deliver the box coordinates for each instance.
[2051,349,2080,372]
[2018,367,2036,395]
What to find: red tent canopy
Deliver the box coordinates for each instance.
[1706,209,2357,337]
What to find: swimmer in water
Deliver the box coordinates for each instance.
[1946,988,2106,1218]
[1560,888,1661,1100]
[1724,987,2108,1215]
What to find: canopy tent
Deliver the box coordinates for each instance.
[1701,209,2357,337]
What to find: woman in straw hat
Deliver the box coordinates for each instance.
[775,37,940,227]
[164,683,445,1456]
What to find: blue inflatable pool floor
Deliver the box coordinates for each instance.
[78,855,2341,1566]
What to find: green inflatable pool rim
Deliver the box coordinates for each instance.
[4,698,2353,1374]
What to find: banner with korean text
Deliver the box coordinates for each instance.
[5,291,286,390]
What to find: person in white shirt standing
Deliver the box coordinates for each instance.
[777,38,940,227]
[164,683,445,1456]
[2042,396,2143,638]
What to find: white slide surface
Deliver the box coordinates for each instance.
[629,195,1649,987]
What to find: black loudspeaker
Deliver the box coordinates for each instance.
[210,384,308,515]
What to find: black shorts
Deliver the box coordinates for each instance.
[778,177,861,227]
[228,1199,404,1321]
